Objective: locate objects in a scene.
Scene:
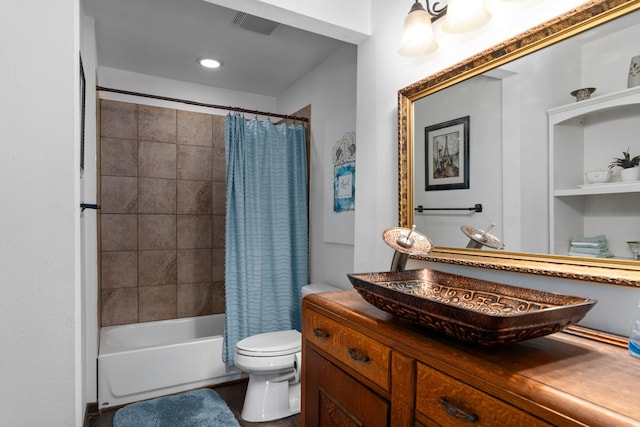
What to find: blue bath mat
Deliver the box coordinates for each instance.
[113,388,240,427]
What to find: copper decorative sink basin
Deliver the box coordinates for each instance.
[347,269,597,346]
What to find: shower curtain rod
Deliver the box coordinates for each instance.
[96,86,309,123]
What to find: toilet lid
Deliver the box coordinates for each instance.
[236,330,301,356]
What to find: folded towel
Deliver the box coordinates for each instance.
[570,234,606,246]
[570,241,607,249]
[568,249,614,258]
[568,246,612,256]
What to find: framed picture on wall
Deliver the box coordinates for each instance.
[425,116,469,191]
[333,162,355,212]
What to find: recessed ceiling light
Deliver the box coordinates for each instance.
[198,58,222,69]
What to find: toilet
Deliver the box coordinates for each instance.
[234,283,341,422]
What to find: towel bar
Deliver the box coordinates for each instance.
[415,204,482,213]
[80,203,101,211]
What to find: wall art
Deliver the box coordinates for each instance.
[425,116,469,191]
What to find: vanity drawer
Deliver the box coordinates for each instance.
[416,362,550,426]
[303,309,391,391]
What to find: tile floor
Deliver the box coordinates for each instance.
[86,380,300,427]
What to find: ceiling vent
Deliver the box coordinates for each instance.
[232,12,280,35]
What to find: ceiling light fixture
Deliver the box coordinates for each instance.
[198,58,222,69]
[398,0,491,57]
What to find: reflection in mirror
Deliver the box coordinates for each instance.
[398,0,640,287]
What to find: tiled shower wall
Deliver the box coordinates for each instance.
[99,99,226,326]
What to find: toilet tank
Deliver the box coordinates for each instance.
[301,283,342,298]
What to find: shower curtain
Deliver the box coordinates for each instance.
[223,114,309,363]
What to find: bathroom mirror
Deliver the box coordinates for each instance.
[398,0,640,287]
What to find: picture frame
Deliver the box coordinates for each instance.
[333,162,355,212]
[424,116,469,191]
[80,53,86,175]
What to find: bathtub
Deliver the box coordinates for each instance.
[98,314,244,409]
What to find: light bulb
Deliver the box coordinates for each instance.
[398,2,438,56]
[198,58,222,69]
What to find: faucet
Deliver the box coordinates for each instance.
[461,223,505,250]
[383,225,434,272]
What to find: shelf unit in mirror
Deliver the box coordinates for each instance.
[548,85,640,124]
[548,85,640,258]
[555,181,640,196]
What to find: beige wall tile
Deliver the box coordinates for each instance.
[211,281,226,314]
[212,115,225,148]
[211,181,225,215]
[212,147,225,182]
[101,138,137,177]
[101,288,138,326]
[211,248,224,282]
[101,176,137,213]
[101,251,137,289]
[139,285,177,322]
[177,145,212,181]
[177,249,212,284]
[177,180,212,215]
[100,101,228,325]
[138,250,177,286]
[177,283,213,318]
[101,100,137,140]
[138,141,177,179]
[177,215,212,249]
[138,105,176,143]
[138,214,176,250]
[138,178,176,214]
[101,214,137,251]
[178,110,212,147]
[212,215,225,249]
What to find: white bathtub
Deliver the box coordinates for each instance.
[98,314,243,409]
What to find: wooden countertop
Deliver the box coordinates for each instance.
[303,290,640,426]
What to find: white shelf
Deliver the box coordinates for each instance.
[548,86,640,255]
[548,85,640,125]
[554,181,640,196]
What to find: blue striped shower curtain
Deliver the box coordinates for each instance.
[222,114,309,363]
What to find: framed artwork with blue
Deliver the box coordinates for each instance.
[334,162,355,212]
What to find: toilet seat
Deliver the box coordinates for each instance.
[236,330,301,357]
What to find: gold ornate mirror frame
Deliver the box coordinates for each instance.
[398,0,640,287]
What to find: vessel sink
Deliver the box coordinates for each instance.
[347,269,597,346]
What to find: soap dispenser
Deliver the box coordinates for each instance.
[629,298,640,358]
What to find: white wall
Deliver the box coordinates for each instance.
[278,44,358,289]
[97,67,278,115]
[81,13,99,408]
[1,1,83,426]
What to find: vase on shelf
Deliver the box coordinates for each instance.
[628,55,640,88]
[620,166,640,182]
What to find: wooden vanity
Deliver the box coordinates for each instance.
[301,290,640,426]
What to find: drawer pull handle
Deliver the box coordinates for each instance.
[313,328,329,338]
[347,348,370,362]
[438,397,478,423]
